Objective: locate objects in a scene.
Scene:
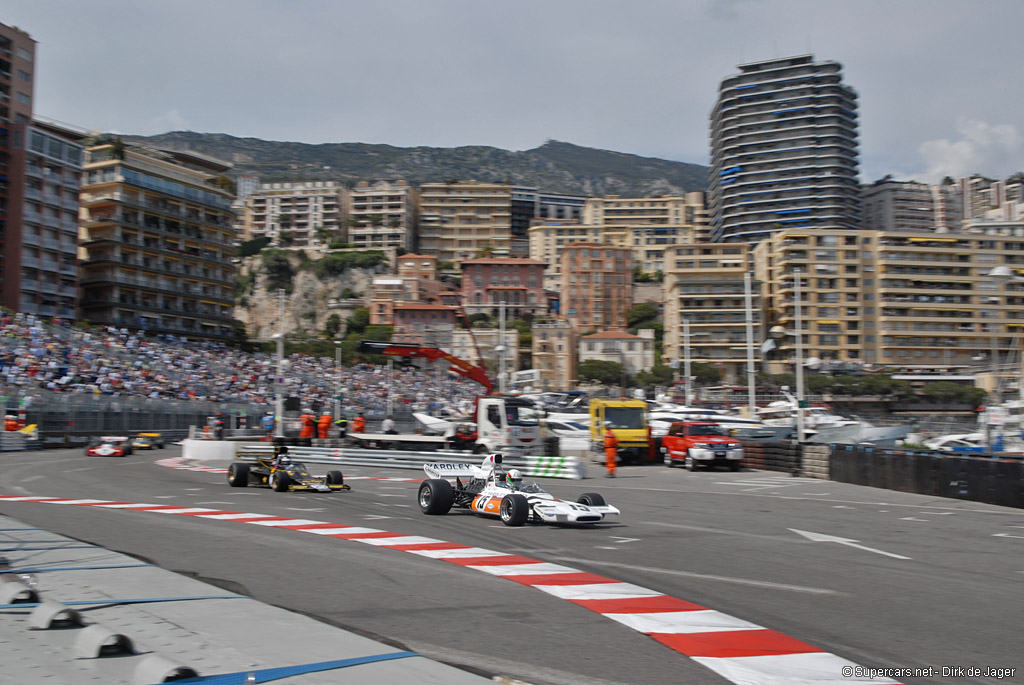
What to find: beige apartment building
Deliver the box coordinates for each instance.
[79,140,236,340]
[248,181,344,247]
[662,243,761,384]
[529,221,698,281]
[750,225,1024,374]
[753,229,867,365]
[579,329,656,376]
[347,180,418,251]
[559,242,632,331]
[418,181,513,264]
[582,192,710,238]
[532,319,577,390]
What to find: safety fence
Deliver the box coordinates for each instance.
[233,444,584,480]
[735,439,1023,509]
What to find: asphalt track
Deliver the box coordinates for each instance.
[1,446,1021,685]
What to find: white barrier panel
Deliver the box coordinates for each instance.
[181,439,241,461]
[232,445,585,480]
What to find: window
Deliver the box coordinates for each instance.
[15,91,30,104]
[17,69,30,82]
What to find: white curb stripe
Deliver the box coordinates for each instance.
[356,535,444,547]
[533,583,664,601]
[605,610,763,635]
[247,518,325,527]
[692,652,900,684]
[467,562,580,577]
[407,547,508,559]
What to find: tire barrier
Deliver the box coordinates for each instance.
[739,440,801,474]
[231,444,585,480]
[829,445,1024,509]
[801,444,831,480]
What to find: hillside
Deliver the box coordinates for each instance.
[124,132,709,197]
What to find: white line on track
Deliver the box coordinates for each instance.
[66,467,94,473]
[547,556,840,595]
[21,475,43,483]
[642,521,804,544]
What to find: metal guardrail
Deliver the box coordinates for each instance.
[234,444,585,480]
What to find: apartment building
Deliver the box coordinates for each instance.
[391,303,457,348]
[710,54,861,243]
[460,257,547,318]
[347,180,418,251]
[368,253,453,325]
[418,181,513,263]
[537,191,587,221]
[662,242,761,383]
[579,329,655,376]
[559,243,632,331]
[862,179,940,232]
[866,224,1024,370]
[79,140,237,340]
[0,23,38,310]
[248,181,344,247]
[753,228,866,365]
[532,319,577,391]
[583,193,709,236]
[3,119,85,318]
[528,221,698,277]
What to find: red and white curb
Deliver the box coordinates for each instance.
[154,456,420,482]
[0,494,898,685]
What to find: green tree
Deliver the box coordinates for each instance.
[261,250,295,293]
[691,362,721,385]
[345,308,370,336]
[634,364,674,392]
[627,302,659,328]
[474,244,496,258]
[578,359,627,386]
[324,313,342,338]
[238,236,272,257]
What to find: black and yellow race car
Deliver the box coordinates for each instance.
[131,432,165,450]
[226,455,350,493]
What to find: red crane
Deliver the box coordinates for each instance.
[356,341,494,395]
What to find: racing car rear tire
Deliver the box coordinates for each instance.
[271,471,292,492]
[500,494,529,527]
[419,479,454,515]
[326,470,344,486]
[577,492,606,507]
[227,462,250,487]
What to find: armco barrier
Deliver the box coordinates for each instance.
[227,444,585,480]
[829,445,1024,509]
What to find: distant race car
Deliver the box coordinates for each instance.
[417,453,619,526]
[131,432,165,450]
[85,436,133,457]
[226,454,350,493]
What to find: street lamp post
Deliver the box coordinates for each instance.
[334,340,343,421]
[768,268,806,442]
[984,265,1024,454]
[744,271,757,418]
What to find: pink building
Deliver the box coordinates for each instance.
[391,303,458,346]
[460,257,547,318]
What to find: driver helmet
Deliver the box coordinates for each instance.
[279,455,292,467]
[505,468,523,490]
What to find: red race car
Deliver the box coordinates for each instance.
[85,436,134,457]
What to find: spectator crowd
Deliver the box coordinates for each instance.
[0,313,482,417]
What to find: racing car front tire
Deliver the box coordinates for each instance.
[500,494,529,527]
[326,470,345,486]
[227,462,250,487]
[271,471,292,492]
[577,492,606,507]
[419,479,454,515]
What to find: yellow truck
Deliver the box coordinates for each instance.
[589,398,651,464]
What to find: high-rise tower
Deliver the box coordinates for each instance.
[709,55,861,242]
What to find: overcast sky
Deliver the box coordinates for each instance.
[6,0,1023,184]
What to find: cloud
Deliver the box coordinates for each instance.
[917,119,1022,183]
[145,108,190,134]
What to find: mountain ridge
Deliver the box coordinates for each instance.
[123,132,709,197]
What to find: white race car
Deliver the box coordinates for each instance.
[417,454,619,526]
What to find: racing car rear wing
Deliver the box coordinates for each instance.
[424,453,502,480]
